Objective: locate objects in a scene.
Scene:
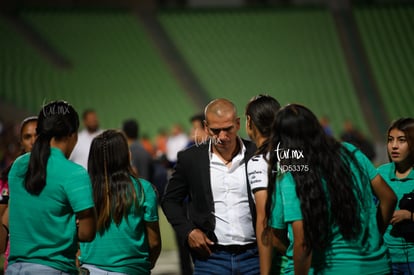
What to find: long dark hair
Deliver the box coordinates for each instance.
[245,94,281,156]
[25,101,79,195]
[387,117,414,163]
[88,130,143,233]
[266,104,365,251]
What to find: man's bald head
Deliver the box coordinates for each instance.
[203,98,240,156]
[204,98,237,121]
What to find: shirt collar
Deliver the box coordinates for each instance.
[388,162,414,181]
[51,147,65,156]
[208,137,246,160]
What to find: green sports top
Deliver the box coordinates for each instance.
[8,147,94,274]
[269,143,391,274]
[378,162,414,263]
[80,177,158,275]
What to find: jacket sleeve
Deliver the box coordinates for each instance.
[161,150,195,244]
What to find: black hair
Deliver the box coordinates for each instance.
[122,119,139,139]
[245,94,281,156]
[25,101,79,195]
[266,104,366,252]
[190,113,205,124]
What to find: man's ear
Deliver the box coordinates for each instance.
[203,120,212,137]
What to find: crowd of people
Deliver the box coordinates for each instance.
[0,96,412,275]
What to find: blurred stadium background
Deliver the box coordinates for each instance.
[0,0,413,273]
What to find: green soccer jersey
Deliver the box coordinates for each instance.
[378,162,414,263]
[79,177,158,275]
[269,143,391,274]
[8,147,94,274]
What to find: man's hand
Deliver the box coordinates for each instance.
[188,229,215,259]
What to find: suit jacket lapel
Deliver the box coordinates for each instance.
[199,144,214,212]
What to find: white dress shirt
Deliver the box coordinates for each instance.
[166,133,189,163]
[70,129,102,169]
[209,139,256,245]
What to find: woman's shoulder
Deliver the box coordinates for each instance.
[376,162,393,173]
[278,171,295,186]
[50,148,88,173]
[247,154,267,168]
[341,142,358,153]
[135,177,151,187]
[274,171,296,195]
[132,178,158,206]
[55,158,89,183]
[341,141,373,165]
[132,177,156,193]
[64,158,89,176]
[9,153,30,178]
[13,152,30,165]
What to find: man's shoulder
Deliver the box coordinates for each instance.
[130,141,145,151]
[78,129,102,138]
[76,130,91,143]
[179,142,208,157]
[185,142,209,151]
[130,142,152,159]
[77,129,88,136]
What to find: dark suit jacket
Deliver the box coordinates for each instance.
[161,138,257,247]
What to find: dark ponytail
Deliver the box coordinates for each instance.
[25,100,79,195]
[25,134,52,194]
[245,94,281,157]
